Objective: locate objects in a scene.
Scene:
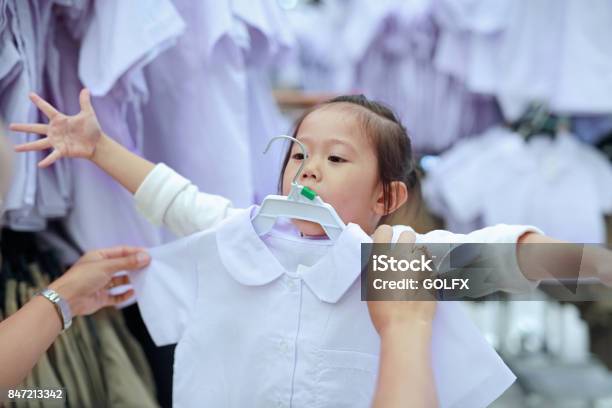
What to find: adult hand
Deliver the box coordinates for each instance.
[367,225,437,337]
[10,88,103,167]
[48,246,150,316]
[368,225,439,408]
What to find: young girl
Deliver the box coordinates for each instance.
[11,90,611,407]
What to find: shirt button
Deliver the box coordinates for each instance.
[286,279,296,290]
[279,339,289,354]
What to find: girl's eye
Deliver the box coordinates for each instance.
[328,155,346,163]
[291,153,305,160]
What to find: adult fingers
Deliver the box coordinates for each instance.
[38,149,62,168]
[107,289,135,306]
[100,252,151,275]
[98,246,146,260]
[372,224,393,245]
[109,275,131,288]
[13,138,52,152]
[29,92,59,119]
[395,230,417,256]
[79,246,146,263]
[9,123,49,136]
[396,230,417,245]
[79,88,94,112]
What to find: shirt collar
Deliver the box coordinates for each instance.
[216,206,371,304]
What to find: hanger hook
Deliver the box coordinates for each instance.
[262,135,308,184]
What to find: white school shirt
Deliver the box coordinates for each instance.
[131,205,539,408]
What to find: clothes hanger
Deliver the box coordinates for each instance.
[512,102,558,141]
[252,135,346,241]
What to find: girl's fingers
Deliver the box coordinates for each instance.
[14,138,52,152]
[38,149,62,168]
[29,92,59,119]
[9,123,49,135]
[79,88,93,112]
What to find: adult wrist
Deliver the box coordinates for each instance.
[379,316,433,340]
[37,287,73,331]
[48,277,80,317]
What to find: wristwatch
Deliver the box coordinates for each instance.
[38,288,73,331]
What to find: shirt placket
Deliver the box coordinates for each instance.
[273,274,303,408]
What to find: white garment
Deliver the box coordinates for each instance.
[432,0,612,118]
[284,0,362,92]
[1,0,44,230]
[141,0,293,209]
[495,0,612,118]
[347,0,500,154]
[424,128,612,243]
[65,0,184,251]
[552,0,612,114]
[432,0,512,95]
[78,0,185,97]
[131,206,530,407]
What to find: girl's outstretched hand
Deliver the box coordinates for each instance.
[10,88,103,167]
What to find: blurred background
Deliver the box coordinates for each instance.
[1,0,612,406]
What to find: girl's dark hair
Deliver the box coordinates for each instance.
[278,94,421,221]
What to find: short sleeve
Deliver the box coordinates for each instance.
[432,303,516,407]
[129,232,203,346]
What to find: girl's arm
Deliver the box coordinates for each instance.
[419,225,612,294]
[91,132,154,194]
[517,232,612,285]
[11,89,236,236]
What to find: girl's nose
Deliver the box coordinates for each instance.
[301,169,318,180]
[300,162,319,181]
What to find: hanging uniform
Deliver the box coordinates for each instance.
[129,206,544,407]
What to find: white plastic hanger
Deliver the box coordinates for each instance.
[252,135,346,241]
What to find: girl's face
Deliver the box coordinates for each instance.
[282,105,385,236]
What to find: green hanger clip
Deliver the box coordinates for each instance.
[300,186,317,200]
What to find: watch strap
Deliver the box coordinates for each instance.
[38,288,73,331]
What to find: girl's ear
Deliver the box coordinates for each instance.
[373,181,408,216]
